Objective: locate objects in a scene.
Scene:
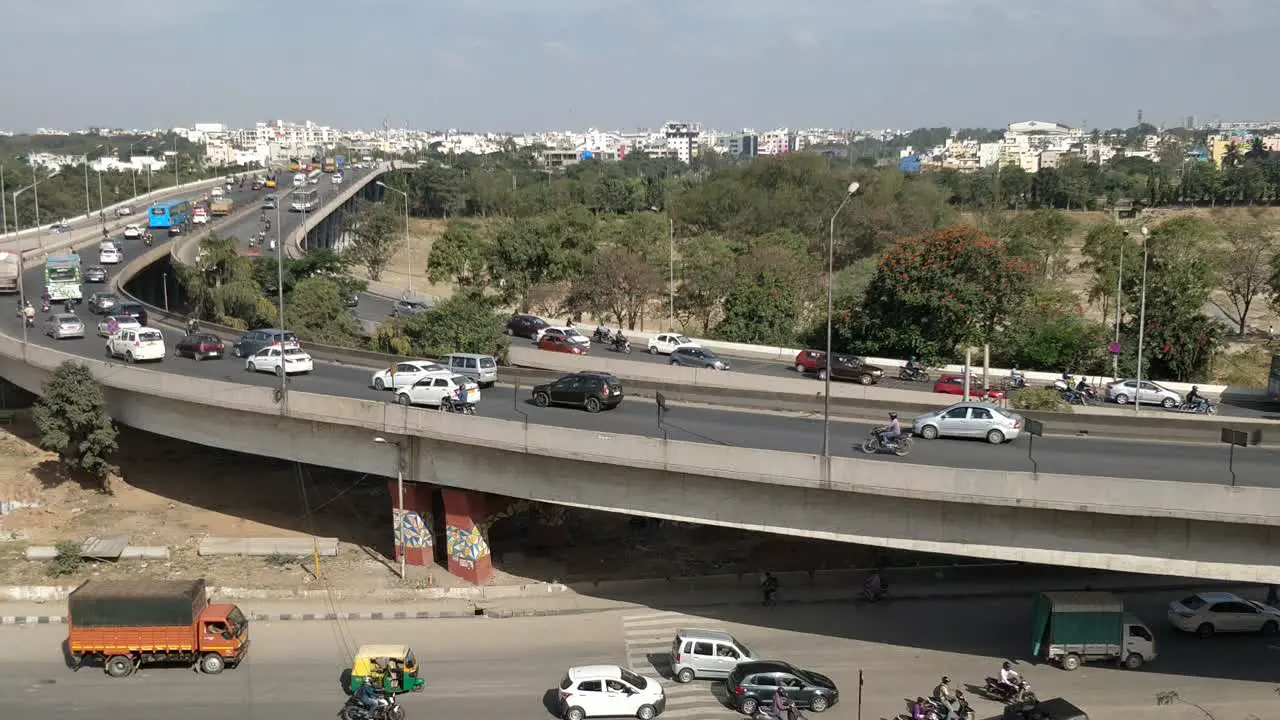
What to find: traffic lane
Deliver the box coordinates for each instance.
[0,612,621,720]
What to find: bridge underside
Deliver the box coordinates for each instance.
[3,354,1275,586]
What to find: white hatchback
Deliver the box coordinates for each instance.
[106,328,165,363]
[370,360,448,391]
[246,346,314,376]
[1168,592,1280,637]
[395,374,479,408]
[647,333,699,355]
[558,665,665,720]
[122,224,143,239]
[99,248,122,265]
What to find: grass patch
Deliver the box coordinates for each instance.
[1212,345,1273,388]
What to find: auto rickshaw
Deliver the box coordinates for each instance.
[348,644,425,695]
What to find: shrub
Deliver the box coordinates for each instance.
[1011,388,1069,412]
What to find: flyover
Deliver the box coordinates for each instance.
[1,170,1278,587]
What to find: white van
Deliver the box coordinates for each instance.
[293,173,307,187]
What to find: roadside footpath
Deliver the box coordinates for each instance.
[0,565,1253,626]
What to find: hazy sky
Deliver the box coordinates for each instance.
[4,0,1278,133]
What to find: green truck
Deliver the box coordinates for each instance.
[1031,592,1156,671]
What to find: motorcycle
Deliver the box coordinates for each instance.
[610,337,632,354]
[41,300,50,313]
[898,366,930,382]
[440,396,476,415]
[592,327,613,343]
[983,677,1037,704]
[340,693,403,720]
[1178,400,1217,415]
[860,580,890,603]
[861,427,912,457]
[1000,371,1026,390]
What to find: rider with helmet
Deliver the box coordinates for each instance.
[1185,385,1206,412]
[880,412,902,446]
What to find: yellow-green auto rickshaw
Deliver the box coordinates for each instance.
[348,644,425,695]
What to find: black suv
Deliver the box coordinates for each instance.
[531,372,623,413]
[116,302,149,327]
[506,313,549,340]
[726,661,839,715]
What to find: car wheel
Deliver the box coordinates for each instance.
[374,377,385,391]
[859,374,873,385]
[637,705,656,720]
[1196,623,1215,638]
[105,655,133,678]
[397,394,411,406]
[817,369,827,381]
[1162,397,1177,409]
[676,667,695,683]
[125,352,135,364]
[794,364,805,373]
[810,696,830,713]
[584,397,602,413]
[200,653,225,674]
[247,362,257,373]
[920,425,939,440]
[1114,393,1129,405]
[986,429,1006,445]
[648,345,658,354]
[533,392,551,408]
[1263,620,1279,635]
[565,707,585,720]
[1124,652,1144,670]
[740,698,759,716]
[1060,653,1082,671]
[275,365,284,377]
[105,345,112,358]
[504,327,513,335]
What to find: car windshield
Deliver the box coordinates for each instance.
[990,406,1016,420]
[619,669,647,689]
[284,350,307,359]
[226,607,248,637]
[795,669,825,687]
[138,330,163,342]
[1179,595,1207,610]
[563,328,583,338]
[57,315,78,323]
[675,335,692,344]
[450,375,471,386]
[479,357,496,368]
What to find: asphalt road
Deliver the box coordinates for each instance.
[3,214,1278,487]
[0,592,1274,720]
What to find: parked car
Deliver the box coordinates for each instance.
[912,402,1023,444]
[558,665,665,720]
[245,346,313,376]
[122,224,143,239]
[815,354,884,385]
[647,333,698,355]
[1106,379,1181,408]
[97,315,141,337]
[532,373,623,413]
[83,266,108,283]
[88,292,120,315]
[105,327,165,363]
[1168,591,1280,637]
[725,660,839,715]
[391,299,430,317]
[441,353,498,387]
[538,335,586,355]
[933,374,1006,400]
[175,333,225,360]
[43,313,85,340]
[394,374,480,408]
[231,328,299,357]
[115,302,149,327]
[668,347,729,370]
[540,326,591,349]
[370,360,448,391]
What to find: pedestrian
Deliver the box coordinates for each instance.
[760,571,778,606]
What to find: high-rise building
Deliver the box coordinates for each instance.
[663,122,700,163]
[727,132,758,158]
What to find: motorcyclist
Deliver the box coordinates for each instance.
[41,289,51,311]
[954,691,973,720]
[770,686,795,720]
[863,569,885,601]
[353,678,385,714]
[1185,386,1206,411]
[904,356,922,378]
[22,301,35,325]
[761,571,778,606]
[997,661,1022,697]
[106,316,120,335]
[594,323,610,342]
[932,677,956,719]
[612,330,629,349]
[880,412,902,446]
[186,317,199,334]
[63,299,74,314]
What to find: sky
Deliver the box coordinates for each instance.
[4,0,1280,133]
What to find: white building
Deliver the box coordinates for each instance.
[663,122,700,163]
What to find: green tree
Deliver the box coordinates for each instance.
[427,219,492,288]
[177,232,275,329]
[982,209,1076,280]
[842,225,1034,362]
[372,293,509,360]
[345,201,402,281]
[673,234,736,332]
[572,246,663,330]
[32,362,118,492]
[288,277,363,346]
[991,288,1106,373]
[1212,215,1276,335]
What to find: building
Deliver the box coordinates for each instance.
[758,129,795,156]
[662,122,700,164]
[727,132,758,158]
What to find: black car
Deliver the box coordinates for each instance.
[506,313,549,340]
[88,292,120,315]
[168,224,183,236]
[531,373,623,413]
[84,266,108,283]
[116,302,149,327]
[726,661,839,715]
[344,292,359,308]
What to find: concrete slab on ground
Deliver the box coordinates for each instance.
[197,536,340,558]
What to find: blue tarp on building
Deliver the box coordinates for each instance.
[899,156,922,173]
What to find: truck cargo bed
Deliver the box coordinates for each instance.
[69,624,197,654]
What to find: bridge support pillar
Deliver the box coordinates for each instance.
[442,488,493,584]
[389,480,433,567]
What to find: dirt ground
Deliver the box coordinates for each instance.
[352,218,456,301]
[0,419,908,590]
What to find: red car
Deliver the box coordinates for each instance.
[537,335,586,355]
[793,350,824,373]
[933,374,1006,400]
[175,332,225,360]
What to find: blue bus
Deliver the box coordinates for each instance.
[148,199,191,229]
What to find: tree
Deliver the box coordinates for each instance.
[1213,216,1275,335]
[1077,223,1140,323]
[176,232,275,329]
[842,225,1034,362]
[372,292,509,360]
[991,288,1107,374]
[427,219,492,288]
[32,362,118,492]
[981,209,1076,281]
[345,200,402,281]
[673,234,736,332]
[288,277,363,346]
[572,246,663,330]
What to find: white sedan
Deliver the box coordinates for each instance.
[116,206,133,217]
[97,315,141,337]
[245,346,314,376]
[647,332,700,355]
[395,374,479,408]
[1168,592,1280,637]
[99,248,122,265]
[370,360,448,391]
[122,224,143,239]
[106,328,165,363]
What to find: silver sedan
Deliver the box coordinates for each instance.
[43,313,85,339]
[912,402,1024,444]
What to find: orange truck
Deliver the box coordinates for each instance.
[67,578,250,678]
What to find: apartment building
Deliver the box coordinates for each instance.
[663,122,700,163]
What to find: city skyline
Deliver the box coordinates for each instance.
[4,1,1280,131]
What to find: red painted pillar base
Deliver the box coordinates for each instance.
[389,480,433,566]
[442,487,493,584]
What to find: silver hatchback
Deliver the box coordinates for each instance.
[912,402,1023,444]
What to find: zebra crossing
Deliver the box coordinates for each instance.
[622,610,741,720]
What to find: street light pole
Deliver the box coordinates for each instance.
[31,165,40,228]
[1134,226,1150,415]
[376,182,411,295]
[822,181,861,458]
[1,163,7,237]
